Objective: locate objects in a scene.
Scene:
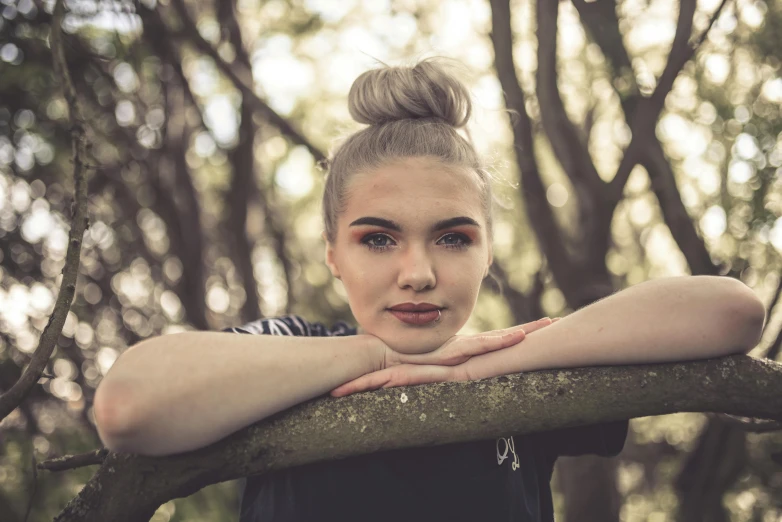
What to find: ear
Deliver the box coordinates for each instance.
[323,232,341,280]
[484,249,493,279]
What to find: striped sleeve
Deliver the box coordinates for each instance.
[222,315,356,337]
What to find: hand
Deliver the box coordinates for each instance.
[384,317,558,368]
[330,364,461,397]
[332,317,560,397]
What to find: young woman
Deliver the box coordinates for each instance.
[94,58,766,522]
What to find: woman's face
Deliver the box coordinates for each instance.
[323,157,493,355]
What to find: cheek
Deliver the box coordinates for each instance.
[441,254,486,279]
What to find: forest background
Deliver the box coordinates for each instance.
[1,0,781,521]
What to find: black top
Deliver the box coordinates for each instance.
[224,315,628,522]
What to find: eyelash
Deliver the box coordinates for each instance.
[360,233,473,252]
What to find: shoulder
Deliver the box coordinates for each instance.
[222,314,357,337]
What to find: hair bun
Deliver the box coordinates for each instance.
[348,57,472,128]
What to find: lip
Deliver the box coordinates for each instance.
[388,309,442,326]
[387,302,442,312]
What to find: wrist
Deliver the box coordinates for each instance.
[359,334,389,372]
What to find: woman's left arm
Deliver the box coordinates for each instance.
[464,275,767,381]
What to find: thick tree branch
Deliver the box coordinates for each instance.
[607,0,730,202]
[765,270,782,321]
[483,261,546,325]
[152,0,327,163]
[52,355,781,522]
[158,69,210,330]
[535,0,607,199]
[0,0,91,421]
[216,0,296,321]
[489,0,606,307]
[573,0,725,276]
[571,0,636,88]
[535,0,616,287]
[72,36,212,329]
[766,326,782,362]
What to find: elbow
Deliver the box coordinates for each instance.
[93,381,141,453]
[720,278,767,353]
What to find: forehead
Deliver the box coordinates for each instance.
[343,159,485,219]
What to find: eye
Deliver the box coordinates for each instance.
[360,232,473,252]
[361,233,396,252]
[438,233,472,250]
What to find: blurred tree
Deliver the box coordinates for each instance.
[0,0,781,521]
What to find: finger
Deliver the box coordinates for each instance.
[380,365,448,388]
[519,317,553,334]
[437,328,528,363]
[331,377,368,397]
[482,318,550,337]
[331,378,372,397]
[331,370,391,397]
[480,323,527,337]
[472,328,527,355]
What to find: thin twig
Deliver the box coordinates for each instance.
[0,0,91,421]
[692,0,731,49]
[707,412,782,433]
[38,448,109,472]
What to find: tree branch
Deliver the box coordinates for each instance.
[535,0,616,280]
[764,270,782,321]
[38,449,109,472]
[607,0,730,202]
[535,0,607,198]
[488,0,598,307]
[483,261,545,325]
[0,0,91,421]
[706,413,782,433]
[52,354,781,522]
[573,0,725,275]
[765,325,782,362]
[153,0,327,163]
[216,0,278,321]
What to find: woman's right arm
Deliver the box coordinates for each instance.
[93,331,385,457]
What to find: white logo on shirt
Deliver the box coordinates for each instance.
[496,436,519,470]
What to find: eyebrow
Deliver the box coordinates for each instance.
[348,216,481,232]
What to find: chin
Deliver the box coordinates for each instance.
[381,335,443,355]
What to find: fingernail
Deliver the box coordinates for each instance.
[539,317,550,322]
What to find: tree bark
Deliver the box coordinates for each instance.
[53,354,781,522]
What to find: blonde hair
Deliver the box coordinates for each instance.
[321,57,495,245]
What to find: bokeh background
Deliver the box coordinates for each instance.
[1,0,781,520]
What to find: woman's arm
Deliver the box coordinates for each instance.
[464,275,766,380]
[93,331,385,457]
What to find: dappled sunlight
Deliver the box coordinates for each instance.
[1,0,781,520]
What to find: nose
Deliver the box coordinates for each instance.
[397,242,436,291]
